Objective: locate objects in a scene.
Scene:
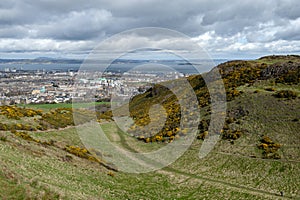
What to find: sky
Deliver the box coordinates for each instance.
[0,0,300,60]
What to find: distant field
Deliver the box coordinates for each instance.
[18,102,109,110]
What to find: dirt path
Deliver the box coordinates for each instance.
[162,167,293,199]
[216,151,300,163]
[111,126,297,199]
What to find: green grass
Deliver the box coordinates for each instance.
[30,126,83,147]
[238,80,300,95]
[25,85,300,198]
[253,54,300,65]
[0,170,27,200]
[100,122,166,153]
[0,135,286,199]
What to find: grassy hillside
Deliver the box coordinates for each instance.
[0,55,299,199]
[127,55,299,143]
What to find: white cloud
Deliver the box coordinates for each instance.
[0,0,300,58]
[0,38,94,53]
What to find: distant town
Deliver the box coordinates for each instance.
[0,67,186,105]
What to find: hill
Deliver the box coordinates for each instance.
[127,55,299,143]
[0,55,299,199]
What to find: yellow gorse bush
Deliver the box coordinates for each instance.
[0,105,42,120]
[64,145,102,163]
[258,135,281,159]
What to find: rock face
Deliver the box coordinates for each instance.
[261,61,300,79]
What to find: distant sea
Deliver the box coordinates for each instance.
[0,59,227,75]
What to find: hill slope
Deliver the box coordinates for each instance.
[0,55,299,199]
[127,55,299,143]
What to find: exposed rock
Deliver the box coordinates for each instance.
[261,62,300,79]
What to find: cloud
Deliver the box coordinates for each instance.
[98,33,200,52]
[275,0,300,20]
[0,38,94,54]
[274,18,300,40]
[0,0,300,58]
[0,25,29,38]
[37,9,113,40]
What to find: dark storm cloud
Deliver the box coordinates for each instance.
[0,0,300,57]
[200,1,276,36]
[275,0,300,20]
[0,0,297,39]
[36,9,113,40]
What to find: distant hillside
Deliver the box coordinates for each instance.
[0,57,82,64]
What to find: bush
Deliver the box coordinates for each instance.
[197,131,208,140]
[12,131,54,145]
[273,90,297,99]
[221,130,242,140]
[226,117,235,124]
[97,110,113,121]
[258,135,281,159]
[41,139,55,146]
[0,123,8,131]
[64,145,102,163]
[13,131,39,142]
[0,105,42,120]
[0,134,7,142]
[39,108,94,130]
[226,88,243,101]
[276,71,299,84]
[260,135,273,144]
[107,171,115,177]
[264,152,281,159]
[198,119,210,132]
